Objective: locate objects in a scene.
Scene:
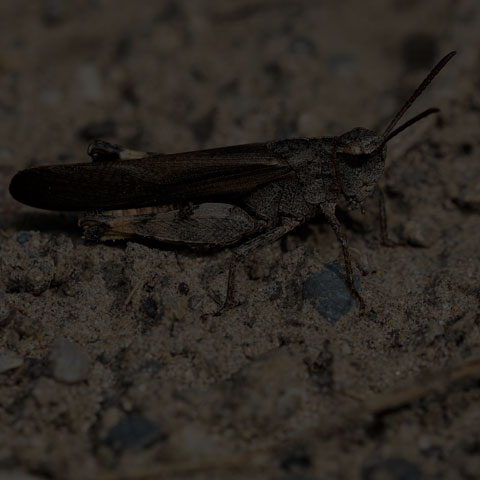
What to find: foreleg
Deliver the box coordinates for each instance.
[377,187,406,247]
[319,204,365,312]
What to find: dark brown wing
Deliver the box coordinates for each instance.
[9,143,294,211]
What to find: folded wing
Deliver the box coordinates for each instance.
[9,143,293,211]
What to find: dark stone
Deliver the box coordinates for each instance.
[177,282,189,295]
[303,263,356,323]
[363,458,423,480]
[460,143,473,155]
[280,445,312,472]
[15,231,32,245]
[269,281,283,301]
[140,298,164,333]
[142,297,158,319]
[105,413,164,450]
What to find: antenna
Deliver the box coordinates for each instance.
[384,107,439,142]
[382,51,456,139]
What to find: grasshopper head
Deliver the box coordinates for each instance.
[334,52,456,209]
[337,127,384,156]
[336,127,386,208]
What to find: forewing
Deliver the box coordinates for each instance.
[9,143,293,211]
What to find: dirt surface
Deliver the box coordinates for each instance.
[1,1,480,479]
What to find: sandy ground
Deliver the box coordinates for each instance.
[1,1,480,479]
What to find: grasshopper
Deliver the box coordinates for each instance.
[9,52,455,312]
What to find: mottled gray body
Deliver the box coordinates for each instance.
[10,51,455,312]
[79,130,386,257]
[75,130,386,311]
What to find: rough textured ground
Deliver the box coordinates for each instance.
[1,1,479,479]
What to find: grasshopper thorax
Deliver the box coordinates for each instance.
[336,127,386,208]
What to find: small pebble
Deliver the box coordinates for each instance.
[25,263,54,295]
[105,412,164,450]
[50,338,90,384]
[280,445,311,472]
[0,348,23,374]
[16,231,32,245]
[303,263,355,323]
[142,297,158,318]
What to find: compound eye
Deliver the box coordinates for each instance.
[343,141,366,155]
[340,135,384,156]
